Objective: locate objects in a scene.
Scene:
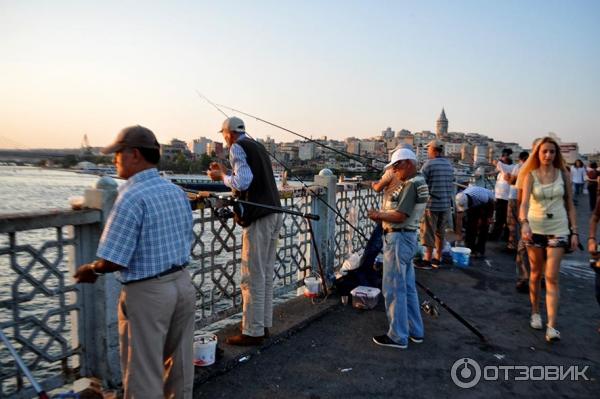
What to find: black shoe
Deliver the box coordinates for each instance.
[430,259,441,269]
[413,259,432,270]
[226,334,265,346]
[372,335,407,349]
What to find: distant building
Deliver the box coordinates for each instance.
[548,132,579,164]
[206,141,224,158]
[381,127,395,140]
[299,142,316,160]
[190,137,211,155]
[161,138,192,160]
[436,109,448,138]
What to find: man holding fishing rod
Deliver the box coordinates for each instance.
[208,116,283,346]
[74,125,196,398]
[367,148,429,349]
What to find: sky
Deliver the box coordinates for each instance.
[1,0,599,152]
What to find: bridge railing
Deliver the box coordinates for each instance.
[2,172,378,397]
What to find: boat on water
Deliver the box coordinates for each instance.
[159,172,230,192]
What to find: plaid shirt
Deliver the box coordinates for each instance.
[97,168,193,283]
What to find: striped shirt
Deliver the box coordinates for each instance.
[463,185,495,207]
[97,168,193,283]
[223,134,254,191]
[420,156,454,211]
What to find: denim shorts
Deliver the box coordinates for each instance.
[526,234,569,249]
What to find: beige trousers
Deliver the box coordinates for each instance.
[118,269,196,399]
[241,213,283,336]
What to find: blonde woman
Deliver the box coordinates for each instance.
[519,137,579,342]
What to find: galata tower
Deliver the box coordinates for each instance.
[436,108,448,138]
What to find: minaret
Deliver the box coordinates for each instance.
[436,108,448,138]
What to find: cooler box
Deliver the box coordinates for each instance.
[350,286,381,310]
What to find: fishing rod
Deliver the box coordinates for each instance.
[213,101,387,173]
[0,329,50,399]
[197,93,485,341]
[195,91,371,242]
[194,191,320,221]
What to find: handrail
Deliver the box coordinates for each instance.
[0,209,102,233]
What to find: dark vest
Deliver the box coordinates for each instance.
[233,137,280,226]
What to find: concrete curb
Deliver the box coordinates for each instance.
[193,295,340,386]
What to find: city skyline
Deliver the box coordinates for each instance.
[1,1,599,152]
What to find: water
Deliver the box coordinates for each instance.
[0,166,101,214]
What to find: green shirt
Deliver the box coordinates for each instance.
[382,173,429,231]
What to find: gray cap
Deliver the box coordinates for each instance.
[101,125,160,154]
[220,116,246,134]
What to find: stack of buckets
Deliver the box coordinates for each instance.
[450,247,471,268]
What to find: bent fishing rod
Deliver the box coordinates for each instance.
[196,91,371,242]
[196,91,385,173]
[196,93,485,341]
[215,102,388,173]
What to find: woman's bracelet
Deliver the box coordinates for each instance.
[519,218,529,224]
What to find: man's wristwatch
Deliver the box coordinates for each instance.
[90,261,103,276]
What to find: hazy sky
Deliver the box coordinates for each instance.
[1,0,599,152]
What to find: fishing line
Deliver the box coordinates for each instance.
[214,102,386,173]
[195,92,486,341]
[196,91,370,241]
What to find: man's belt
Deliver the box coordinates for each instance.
[383,228,416,235]
[122,263,188,285]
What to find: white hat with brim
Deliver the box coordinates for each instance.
[384,148,417,170]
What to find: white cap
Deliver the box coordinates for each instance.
[220,116,246,134]
[384,148,417,170]
[455,192,468,212]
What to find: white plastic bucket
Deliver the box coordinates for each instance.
[304,276,322,297]
[451,247,471,268]
[193,334,217,366]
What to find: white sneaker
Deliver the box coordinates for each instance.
[530,313,543,330]
[546,326,561,342]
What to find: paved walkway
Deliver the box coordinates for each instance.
[193,205,599,398]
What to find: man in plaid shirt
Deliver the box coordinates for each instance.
[74,125,195,399]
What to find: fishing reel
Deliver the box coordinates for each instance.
[421,300,440,318]
[214,207,234,222]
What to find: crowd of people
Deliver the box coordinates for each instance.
[367,136,599,351]
[70,121,599,396]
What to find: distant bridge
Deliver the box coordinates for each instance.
[0,149,81,162]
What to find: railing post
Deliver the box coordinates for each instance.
[312,169,337,285]
[69,176,121,387]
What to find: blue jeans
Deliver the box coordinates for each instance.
[382,231,424,344]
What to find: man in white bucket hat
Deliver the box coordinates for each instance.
[367,148,429,349]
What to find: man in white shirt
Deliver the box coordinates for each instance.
[491,149,515,241]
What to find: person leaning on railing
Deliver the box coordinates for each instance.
[74,126,195,399]
[519,136,579,343]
